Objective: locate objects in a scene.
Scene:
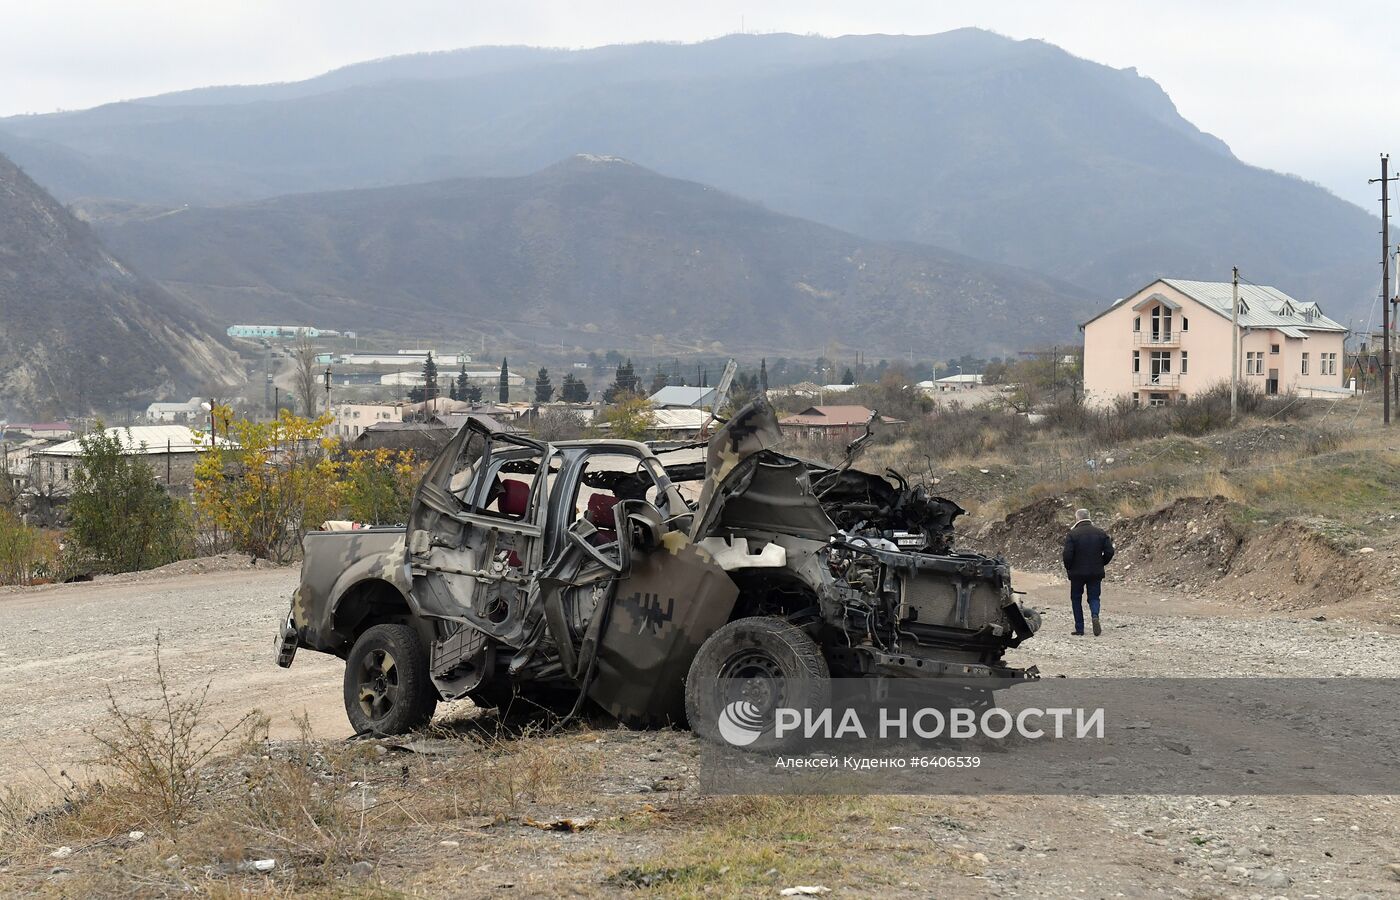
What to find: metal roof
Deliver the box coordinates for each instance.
[780,406,906,427]
[648,386,717,408]
[1159,279,1347,333]
[37,425,230,457]
[648,408,711,430]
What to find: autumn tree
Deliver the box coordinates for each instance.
[193,407,339,563]
[339,449,422,525]
[600,394,655,441]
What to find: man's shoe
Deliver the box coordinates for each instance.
[1070,630,1085,636]
[1092,617,1102,636]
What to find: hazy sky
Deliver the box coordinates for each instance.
[1,0,1393,208]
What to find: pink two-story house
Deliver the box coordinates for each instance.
[1080,278,1347,408]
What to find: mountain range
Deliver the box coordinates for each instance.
[0,29,1380,328]
[0,153,239,418]
[90,156,1094,356]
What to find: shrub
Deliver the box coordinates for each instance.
[0,510,58,584]
[68,426,188,573]
[88,637,262,830]
[533,407,588,442]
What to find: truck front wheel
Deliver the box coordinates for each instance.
[344,623,439,736]
[685,616,830,750]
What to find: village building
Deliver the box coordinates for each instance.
[778,405,905,439]
[29,425,229,495]
[327,402,403,440]
[145,397,208,423]
[647,385,717,409]
[4,422,73,441]
[1081,278,1348,407]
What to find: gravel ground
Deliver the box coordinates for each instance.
[4,566,1399,896]
[0,566,347,783]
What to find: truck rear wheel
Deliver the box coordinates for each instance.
[685,616,830,750]
[344,624,438,736]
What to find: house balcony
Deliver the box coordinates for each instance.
[1132,372,1180,389]
[1133,331,1180,347]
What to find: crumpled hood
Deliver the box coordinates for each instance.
[690,396,794,539]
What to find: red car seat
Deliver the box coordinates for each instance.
[498,478,530,519]
[584,492,619,544]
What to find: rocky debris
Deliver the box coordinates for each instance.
[523,814,598,832]
[237,859,276,874]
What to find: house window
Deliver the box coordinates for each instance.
[1150,306,1173,342]
[1182,316,1189,332]
[1301,352,1309,375]
[1180,351,1188,374]
[1246,351,1264,375]
[1133,316,1141,332]
[1270,343,1280,355]
[1323,352,1337,375]
[1148,393,1168,407]
[62,465,70,481]
[1132,350,1140,373]
[1131,392,1140,407]
[1150,351,1172,383]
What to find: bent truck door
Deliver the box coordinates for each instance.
[405,418,551,642]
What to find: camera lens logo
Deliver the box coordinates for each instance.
[717,700,767,747]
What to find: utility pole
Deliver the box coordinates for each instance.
[1369,154,1396,424]
[1231,267,1240,419]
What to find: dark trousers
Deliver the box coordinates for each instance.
[1069,577,1102,633]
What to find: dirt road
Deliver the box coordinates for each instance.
[5,567,1400,895]
[0,567,347,783]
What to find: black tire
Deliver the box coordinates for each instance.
[344,623,439,736]
[685,617,830,751]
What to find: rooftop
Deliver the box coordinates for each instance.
[37,425,230,457]
[780,405,905,428]
[648,385,717,408]
[1086,278,1347,333]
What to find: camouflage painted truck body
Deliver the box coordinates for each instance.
[276,398,1040,735]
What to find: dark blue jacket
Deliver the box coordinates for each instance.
[1063,521,1115,579]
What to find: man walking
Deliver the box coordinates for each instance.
[1062,508,1114,636]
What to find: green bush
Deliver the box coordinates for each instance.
[69,427,188,573]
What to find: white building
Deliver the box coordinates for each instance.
[326,403,403,441]
[145,397,207,423]
[1081,278,1347,407]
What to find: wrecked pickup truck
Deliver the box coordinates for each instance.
[275,398,1040,739]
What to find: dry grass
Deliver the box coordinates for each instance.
[0,641,606,896]
[86,635,267,831]
[605,795,975,895]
